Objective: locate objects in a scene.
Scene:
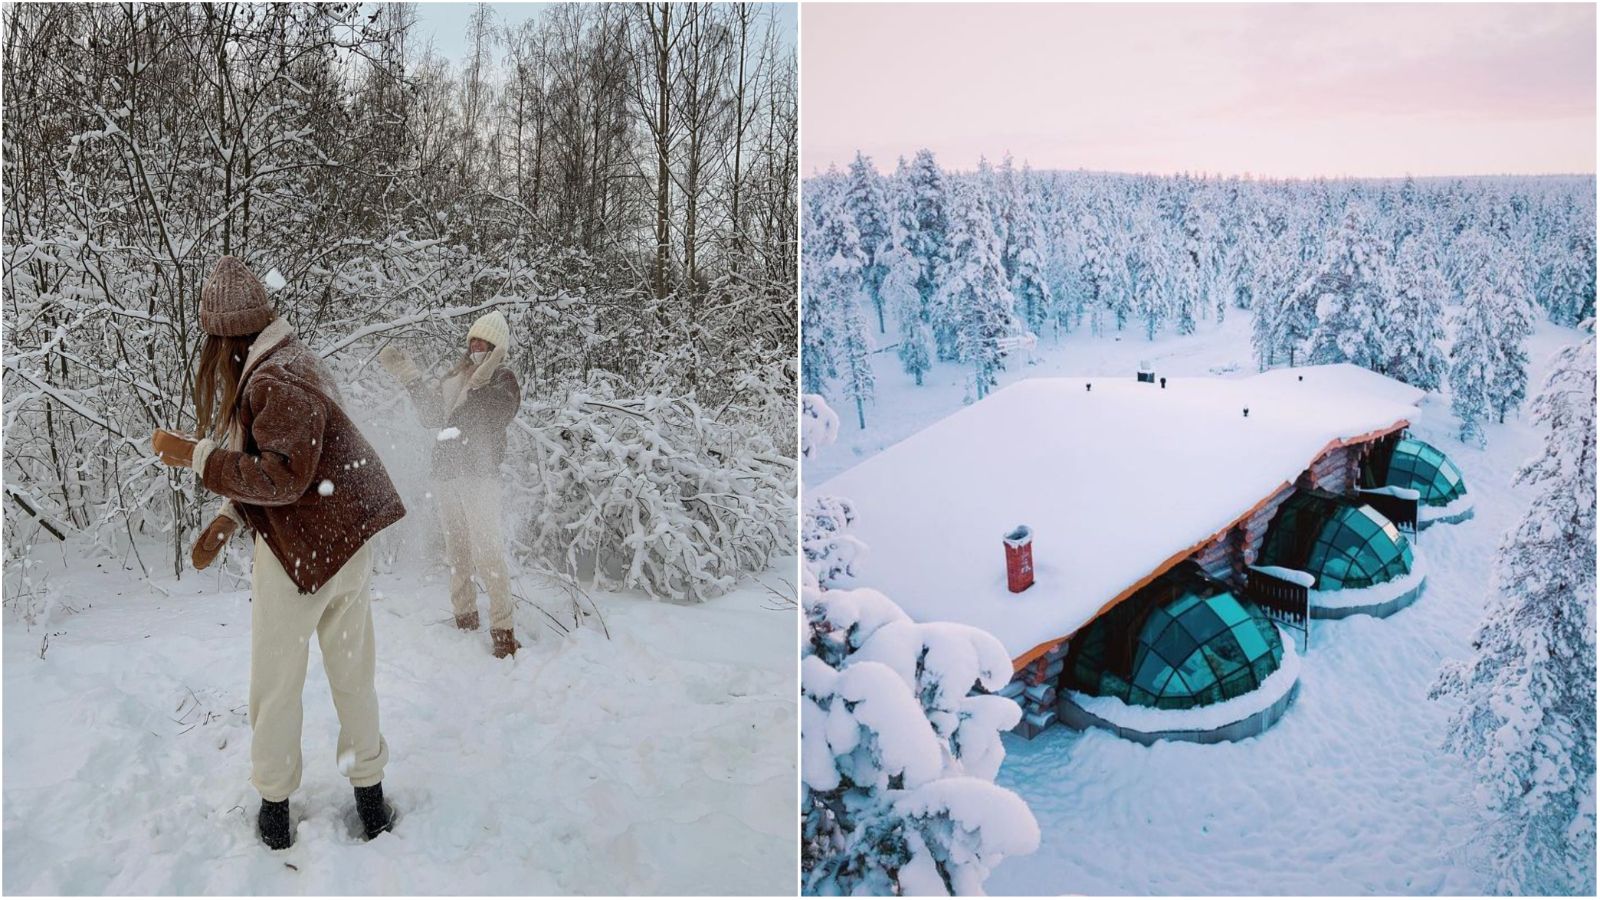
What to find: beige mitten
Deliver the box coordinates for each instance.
[378,346,422,384]
[152,429,197,468]
[191,515,239,570]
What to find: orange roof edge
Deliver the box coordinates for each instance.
[1009,418,1410,672]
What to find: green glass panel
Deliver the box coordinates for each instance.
[1387,438,1468,506]
[1230,621,1270,660]
[1177,602,1230,644]
[1070,580,1288,711]
[1150,620,1194,668]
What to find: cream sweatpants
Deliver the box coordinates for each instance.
[438,477,515,631]
[249,536,389,802]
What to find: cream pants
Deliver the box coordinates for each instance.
[439,477,515,631]
[249,536,388,802]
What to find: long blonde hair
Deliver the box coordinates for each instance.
[193,333,255,439]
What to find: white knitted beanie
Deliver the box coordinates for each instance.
[467,310,511,352]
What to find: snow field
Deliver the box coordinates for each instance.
[3,552,798,895]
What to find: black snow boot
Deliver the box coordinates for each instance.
[354,783,392,840]
[258,798,292,850]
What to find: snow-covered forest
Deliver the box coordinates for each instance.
[803,151,1594,441]
[802,150,1596,896]
[4,1,798,593]
[2,3,798,893]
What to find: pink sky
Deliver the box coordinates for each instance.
[802,3,1596,178]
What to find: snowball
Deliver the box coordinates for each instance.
[262,267,286,292]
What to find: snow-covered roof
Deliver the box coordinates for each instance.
[816,364,1426,662]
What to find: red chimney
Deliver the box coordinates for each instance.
[1004,526,1035,593]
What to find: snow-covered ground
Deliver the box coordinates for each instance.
[3,547,798,895]
[821,311,1586,894]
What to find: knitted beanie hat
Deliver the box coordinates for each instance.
[467,310,511,352]
[200,256,275,337]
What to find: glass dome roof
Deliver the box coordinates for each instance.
[1384,437,1468,507]
[1067,571,1285,711]
[1260,490,1414,591]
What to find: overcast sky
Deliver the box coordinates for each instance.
[412,2,796,63]
[802,3,1596,179]
[410,3,546,60]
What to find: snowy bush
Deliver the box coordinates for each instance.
[801,394,841,461]
[1433,329,1597,895]
[800,393,864,588]
[801,494,863,588]
[511,374,794,603]
[802,581,1040,895]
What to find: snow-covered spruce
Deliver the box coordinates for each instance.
[1304,203,1394,373]
[802,582,1040,896]
[1432,328,1597,896]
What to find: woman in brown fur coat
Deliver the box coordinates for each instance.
[152,256,404,850]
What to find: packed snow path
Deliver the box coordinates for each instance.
[3,554,798,894]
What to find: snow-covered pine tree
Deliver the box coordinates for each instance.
[1269,267,1320,369]
[801,197,844,395]
[805,190,874,424]
[845,153,893,333]
[1078,206,1125,337]
[1448,262,1502,446]
[882,235,934,386]
[1489,251,1537,423]
[1306,204,1394,371]
[838,292,877,429]
[1548,227,1597,327]
[1005,161,1054,339]
[938,183,1016,401]
[904,149,953,359]
[1433,329,1597,896]
[1248,209,1302,369]
[1010,224,1054,342]
[1173,197,1206,335]
[1126,207,1164,340]
[1383,234,1449,391]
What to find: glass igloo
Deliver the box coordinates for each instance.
[1259,489,1415,591]
[1066,567,1286,711]
[1382,437,1468,507]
